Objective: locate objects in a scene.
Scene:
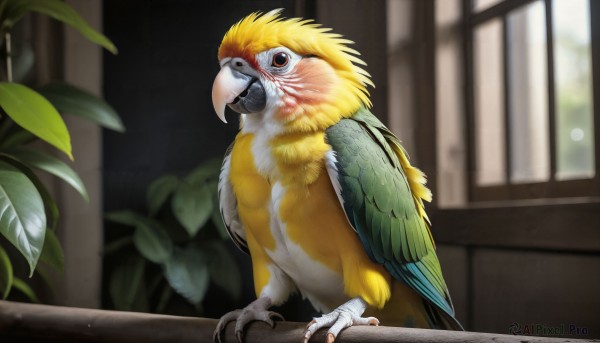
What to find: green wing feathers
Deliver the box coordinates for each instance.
[353,108,432,220]
[325,107,461,329]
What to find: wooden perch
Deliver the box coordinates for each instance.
[0,301,595,343]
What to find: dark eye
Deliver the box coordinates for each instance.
[272,52,289,68]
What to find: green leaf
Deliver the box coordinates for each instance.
[133,220,173,264]
[109,256,148,312]
[0,1,9,25]
[11,277,40,303]
[2,0,29,24]
[5,0,117,54]
[0,82,72,159]
[105,210,146,227]
[164,248,209,305]
[171,182,213,237]
[0,160,46,275]
[185,159,222,185]
[105,212,173,264]
[146,175,179,216]
[0,246,14,299]
[0,129,35,150]
[38,83,125,132]
[103,236,133,255]
[205,242,241,300]
[39,229,64,273]
[9,148,88,202]
[11,41,35,84]
[0,153,59,230]
[34,266,57,300]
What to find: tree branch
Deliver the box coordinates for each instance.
[0,301,593,342]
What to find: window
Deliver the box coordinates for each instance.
[432,1,600,334]
[463,0,598,201]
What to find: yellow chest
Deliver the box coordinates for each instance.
[229,132,391,309]
[228,131,337,256]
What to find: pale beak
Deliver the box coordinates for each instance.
[212,65,245,123]
[211,64,266,123]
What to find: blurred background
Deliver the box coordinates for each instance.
[1,0,598,339]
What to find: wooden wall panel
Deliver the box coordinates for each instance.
[430,202,600,253]
[436,245,469,326]
[472,249,600,337]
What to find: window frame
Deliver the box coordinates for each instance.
[463,0,600,201]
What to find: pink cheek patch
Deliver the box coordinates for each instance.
[277,58,336,118]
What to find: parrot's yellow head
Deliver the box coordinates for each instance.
[212,9,374,132]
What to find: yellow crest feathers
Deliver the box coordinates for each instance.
[218,9,374,108]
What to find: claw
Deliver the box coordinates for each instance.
[271,311,285,324]
[212,297,283,343]
[213,309,242,343]
[301,297,378,343]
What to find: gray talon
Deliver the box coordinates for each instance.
[212,297,283,343]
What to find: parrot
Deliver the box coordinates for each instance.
[211,9,463,343]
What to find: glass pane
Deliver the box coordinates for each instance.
[474,19,506,186]
[553,0,595,180]
[387,0,415,156]
[508,1,549,183]
[437,0,461,28]
[436,0,467,207]
[474,0,504,12]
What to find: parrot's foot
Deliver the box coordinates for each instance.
[302,297,379,343]
[213,297,284,343]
